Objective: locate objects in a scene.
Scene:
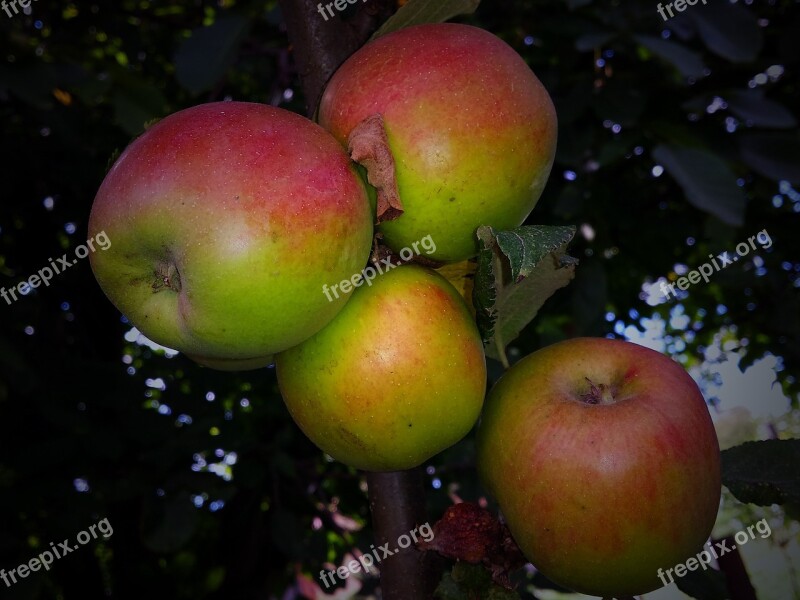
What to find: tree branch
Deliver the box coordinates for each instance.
[277,0,396,116]
[278,3,440,596]
[367,468,440,599]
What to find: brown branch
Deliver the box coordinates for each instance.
[278,3,441,596]
[277,0,397,116]
[367,468,441,599]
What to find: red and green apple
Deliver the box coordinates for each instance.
[476,337,721,597]
[319,23,558,263]
[89,101,373,370]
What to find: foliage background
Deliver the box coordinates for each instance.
[0,0,798,598]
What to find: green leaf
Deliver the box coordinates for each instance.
[721,439,800,506]
[726,90,797,129]
[739,133,800,184]
[687,2,762,63]
[652,144,745,226]
[372,0,480,40]
[175,15,250,94]
[473,225,577,362]
[634,35,706,79]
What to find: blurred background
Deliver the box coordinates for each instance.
[0,0,798,598]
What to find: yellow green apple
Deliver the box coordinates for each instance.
[276,264,487,471]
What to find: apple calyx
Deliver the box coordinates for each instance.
[580,377,617,405]
[152,261,182,293]
[347,113,404,222]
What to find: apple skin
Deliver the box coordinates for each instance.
[276,264,487,471]
[88,102,373,369]
[319,23,558,263]
[476,337,721,597]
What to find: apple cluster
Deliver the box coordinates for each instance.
[89,21,720,599]
[89,21,556,466]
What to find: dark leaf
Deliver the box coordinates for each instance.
[592,81,646,127]
[726,90,797,129]
[652,144,746,226]
[372,0,481,39]
[721,439,800,506]
[112,78,168,136]
[687,1,763,63]
[0,63,86,109]
[739,133,800,184]
[634,35,706,79]
[681,93,710,114]
[175,15,250,94]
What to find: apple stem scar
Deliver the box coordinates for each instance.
[152,262,182,293]
[580,377,617,405]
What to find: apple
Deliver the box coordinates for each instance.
[476,337,721,597]
[318,23,558,263]
[276,264,487,471]
[89,101,373,369]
